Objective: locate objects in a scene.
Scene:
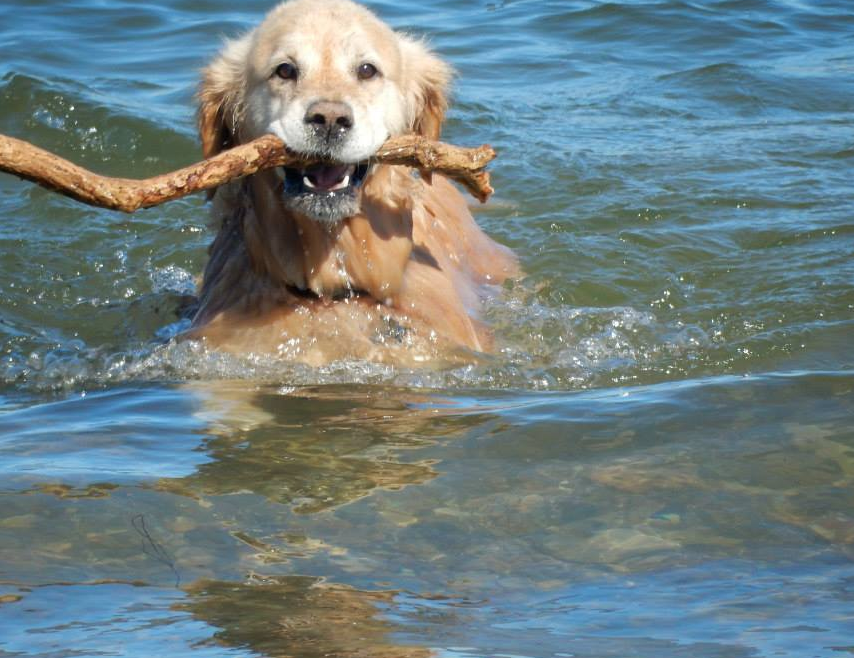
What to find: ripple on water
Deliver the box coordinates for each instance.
[0,72,198,175]
[655,61,854,116]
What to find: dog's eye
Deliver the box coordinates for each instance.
[357,62,379,81]
[275,62,298,81]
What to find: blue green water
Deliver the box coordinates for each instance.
[1,1,854,656]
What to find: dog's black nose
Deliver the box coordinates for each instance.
[304,101,353,140]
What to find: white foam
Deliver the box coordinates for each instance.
[1,281,712,392]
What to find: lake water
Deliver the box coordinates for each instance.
[1,0,854,656]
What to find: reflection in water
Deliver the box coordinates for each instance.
[0,383,490,657]
[2,375,854,658]
[26,481,120,498]
[180,576,430,658]
[151,383,500,658]
[158,382,496,513]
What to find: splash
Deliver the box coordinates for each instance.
[0,269,714,393]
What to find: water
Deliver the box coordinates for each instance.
[1,0,853,656]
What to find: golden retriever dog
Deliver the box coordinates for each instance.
[190,0,518,366]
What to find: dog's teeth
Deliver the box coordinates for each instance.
[303,176,316,190]
[331,175,350,191]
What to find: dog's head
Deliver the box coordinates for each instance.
[198,0,451,223]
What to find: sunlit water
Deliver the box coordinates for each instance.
[1,1,853,656]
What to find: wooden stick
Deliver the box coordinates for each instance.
[0,133,496,213]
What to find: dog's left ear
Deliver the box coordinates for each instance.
[398,36,453,141]
[198,88,232,159]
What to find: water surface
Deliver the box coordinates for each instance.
[1,1,853,656]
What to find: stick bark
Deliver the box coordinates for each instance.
[0,133,496,213]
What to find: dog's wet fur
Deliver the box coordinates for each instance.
[191,0,518,365]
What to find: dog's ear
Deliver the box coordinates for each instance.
[197,35,250,158]
[398,36,453,141]
[198,89,231,159]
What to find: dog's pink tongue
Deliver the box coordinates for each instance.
[306,163,350,191]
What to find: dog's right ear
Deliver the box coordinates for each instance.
[197,35,250,159]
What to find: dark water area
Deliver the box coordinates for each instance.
[1,0,853,656]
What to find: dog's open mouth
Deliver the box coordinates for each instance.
[283,162,369,196]
[280,162,370,223]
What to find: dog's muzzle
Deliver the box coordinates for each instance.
[277,100,376,223]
